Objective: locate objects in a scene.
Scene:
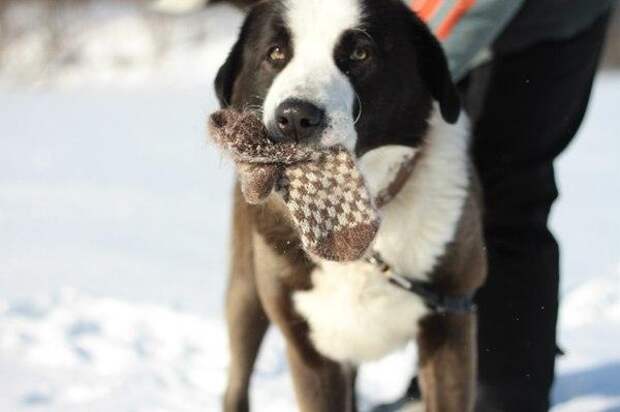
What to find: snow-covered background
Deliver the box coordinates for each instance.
[0,2,619,411]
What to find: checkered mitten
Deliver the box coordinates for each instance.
[208,109,380,262]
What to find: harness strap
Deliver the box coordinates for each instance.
[365,252,476,314]
[363,152,475,314]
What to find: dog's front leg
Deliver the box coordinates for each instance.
[223,186,270,412]
[286,344,354,412]
[250,217,353,412]
[254,278,353,412]
[416,312,477,412]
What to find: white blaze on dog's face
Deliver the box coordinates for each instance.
[261,0,363,151]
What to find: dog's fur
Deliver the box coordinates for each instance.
[213,1,487,411]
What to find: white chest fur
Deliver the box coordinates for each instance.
[293,110,470,364]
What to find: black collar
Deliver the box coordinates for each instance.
[365,252,476,314]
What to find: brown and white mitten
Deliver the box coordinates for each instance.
[208,109,380,262]
[278,148,380,261]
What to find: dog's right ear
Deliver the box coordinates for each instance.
[214,36,245,108]
[408,14,460,124]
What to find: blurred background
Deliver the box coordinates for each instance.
[0,1,619,411]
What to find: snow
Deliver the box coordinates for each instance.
[0,1,243,89]
[1,3,619,411]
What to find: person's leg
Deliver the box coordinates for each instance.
[471,12,611,412]
[369,11,612,412]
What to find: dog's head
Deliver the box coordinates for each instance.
[215,0,459,155]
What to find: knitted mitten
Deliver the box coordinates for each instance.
[208,109,380,262]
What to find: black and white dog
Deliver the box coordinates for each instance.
[214,1,487,411]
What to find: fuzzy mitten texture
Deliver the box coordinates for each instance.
[208,109,380,262]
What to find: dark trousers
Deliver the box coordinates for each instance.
[462,12,611,412]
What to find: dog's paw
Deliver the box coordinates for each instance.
[370,399,424,412]
[399,400,425,412]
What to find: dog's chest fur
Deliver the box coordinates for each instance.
[293,110,470,363]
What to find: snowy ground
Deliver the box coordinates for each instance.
[1,4,619,412]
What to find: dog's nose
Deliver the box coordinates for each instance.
[274,99,325,143]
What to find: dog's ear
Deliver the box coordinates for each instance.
[215,35,245,108]
[216,3,267,108]
[215,4,267,107]
[409,15,460,124]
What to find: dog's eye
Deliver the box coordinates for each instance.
[350,47,369,62]
[267,46,287,63]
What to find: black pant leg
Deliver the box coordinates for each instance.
[470,12,611,412]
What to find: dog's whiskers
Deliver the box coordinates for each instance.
[242,96,265,118]
[354,92,363,125]
[243,104,264,117]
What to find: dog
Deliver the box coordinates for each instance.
[213,0,487,411]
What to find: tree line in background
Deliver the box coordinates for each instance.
[0,0,617,79]
[0,0,175,63]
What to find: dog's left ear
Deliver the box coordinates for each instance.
[409,15,461,123]
[215,36,245,107]
[216,4,265,107]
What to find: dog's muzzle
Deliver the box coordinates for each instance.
[269,98,326,144]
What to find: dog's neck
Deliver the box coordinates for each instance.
[359,145,421,202]
[355,106,471,279]
[374,151,420,208]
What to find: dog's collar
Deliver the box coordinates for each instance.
[373,152,419,208]
[364,151,475,314]
[364,252,476,314]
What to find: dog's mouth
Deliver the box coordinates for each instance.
[261,99,358,153]
[265,122,324,147]
[264,127,360,164]
[263,121,358,156]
